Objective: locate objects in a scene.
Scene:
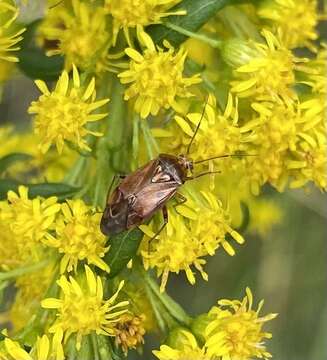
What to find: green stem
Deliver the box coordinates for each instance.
[64,156,87,186]
[144,284,168,334]
[140,120,159,160]
[137,262,192,328]
[92,77,127,207]
[0,258,51,281]
[97,335,114,360]
[164,22,222,48]
[144,271,192,326]
[91,333,100,360]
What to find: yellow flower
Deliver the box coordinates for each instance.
[173,93,255,162]
[43,199,109,273]
[204,288,277,359]
[0,186,60,271]
[38,0,110,70]
[114,313,146,354]
[3,185,61,243]
[299,47,326,95]
[41,266,129,350]
[28,65,109,154]
[153,330,210,360]
[2,334,63,360]
[257,0,320,49]
[140,190,244,292]
[118,30,201,118]
[105,0,185,45]
[244,95,326,193]
[228,29,305,103]
[287,126,327,190]
[0,0,25,62]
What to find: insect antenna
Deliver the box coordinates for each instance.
[186,95,209,155]
[194,154,257,164]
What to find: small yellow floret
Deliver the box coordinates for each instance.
[28,65,109,154]
[41,266,129,351]
[43,199,109,273]
[140,191,244,292]
[119,30,200,118]
[258,0,320,49]
[204,288,277,359]
[105,0,185,45]
[0,0,25,62]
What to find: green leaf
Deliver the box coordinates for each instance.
[0,180,80,200]
[0,153,33,175]
[17,20,64,81]
[147,0,235,47]
[104,228,144,278]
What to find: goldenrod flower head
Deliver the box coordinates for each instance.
[0,0,25,62]
[41,266,129,350]
[141,191,244,292]
[288,126,327,190]
[38,0,110,70]
[204,288,277,359]
[299,48,327,95]
[2,334,59,360]
[245,96,326,193]
[43,199,109,273]
[174,93,255,162]
[229,30,304,102]
[105,0,185,45]
[2,185,61,244]
[119,30,201,118]
[114,313,146,354]
[153,330,209,360]
[258,0,320,49]
[28,65,109,154]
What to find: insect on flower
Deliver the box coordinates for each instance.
[100,97,247,239]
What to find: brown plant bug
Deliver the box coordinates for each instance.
[100,97,249,238]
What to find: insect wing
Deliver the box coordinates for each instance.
[118,159,158,196]
[101,189,129,235]
[127,181,177,227]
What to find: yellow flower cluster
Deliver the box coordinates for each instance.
[141,190,244,292]
[0,186,108,274]
[28,65,109,154]
[154,288,277,360]
[41,266,129,351]
[119,29,201,118]
[0,186,59,270]
[0,0,325,358]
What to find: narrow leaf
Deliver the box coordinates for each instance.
[0,153,33,175]
[147,0,234,47]
[104,228,144,278]
[17,20,63,81]
[0,180,80,201]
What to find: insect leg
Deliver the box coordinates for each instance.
[173,193,187,209]
[186,170,221,181]
[148,205,168,254]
